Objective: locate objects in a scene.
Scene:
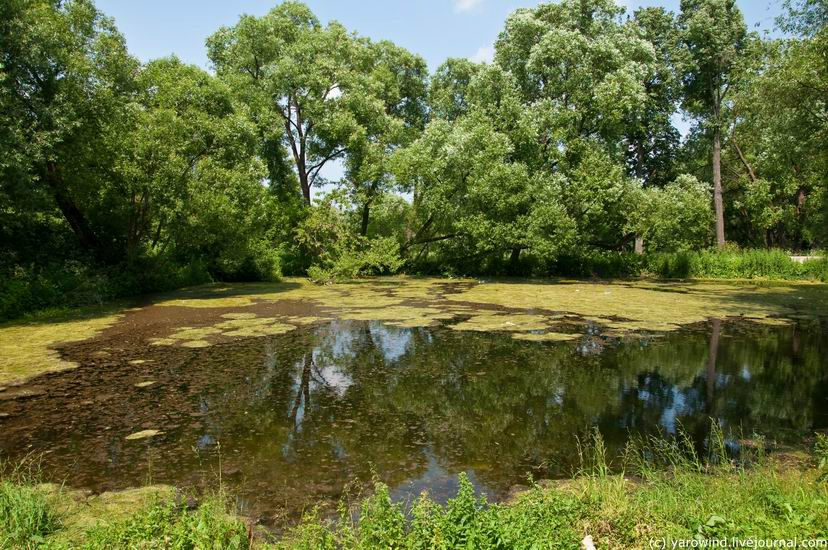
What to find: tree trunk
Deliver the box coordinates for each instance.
[44,162,101,255]
[360,181,379,236]
[508,247,521,275]
[298,167,311,205]
[634,235,644,255]
[712,126,726,247]
[360,201,371,236]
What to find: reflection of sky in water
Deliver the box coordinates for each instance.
[659,389,687,434]
[368,322,412,363]
[196,434,215,450]
[389,451,490,506]
[313,365,353,397]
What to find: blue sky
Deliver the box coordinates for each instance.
[97,0,783,72]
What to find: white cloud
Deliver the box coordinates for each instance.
[454,0,483,13]
[469,45,494,64]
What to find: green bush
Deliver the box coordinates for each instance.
[549,252,646,278]
[278,474,583,549]
[307,237,405,284]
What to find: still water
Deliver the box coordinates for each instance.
[1,318,827,526]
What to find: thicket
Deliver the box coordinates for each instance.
[1,0,826,320]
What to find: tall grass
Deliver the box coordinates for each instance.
[83,495,251,550]
[648,248,828,281]
[0,457,60,548]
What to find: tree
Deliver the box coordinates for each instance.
[394,112,576,273]
[340,40,428,236]
[678,0,748,247]
[627,174,713,252]
[112,57,278,277]
[429,58,481,122]
[492,0,660,252]
[207,2,358,205]
[624,7,683,187]
[0,0,138,261]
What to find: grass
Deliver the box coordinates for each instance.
[648,248,828,281]
[81,495,250,550]
[0,481,60,548]
[3,426,826,549]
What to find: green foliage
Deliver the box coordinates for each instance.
[1,0,827,320]
[279,475,583,549]
[0,260,214,322]
[630,174,713,252]
[816,433,828,480]
[549,252,647,278]
[298,201,404,283]
[84,496,249,550]
[648,248,828,280]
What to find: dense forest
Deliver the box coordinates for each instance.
[1,0,826,319]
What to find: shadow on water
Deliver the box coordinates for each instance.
[1,317,827,527]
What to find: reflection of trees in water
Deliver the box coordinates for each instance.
[2,318,826,521]
[185,319,828,491]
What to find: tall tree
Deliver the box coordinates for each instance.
[678,0,748,247]
[624,7,682,187]
[207,2,357,205]
[341,40,428,236]
[0,0,137,260]
[493,0,661,251]
[112,57,272,271]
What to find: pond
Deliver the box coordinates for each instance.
[2,292,827,528]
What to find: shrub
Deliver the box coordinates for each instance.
[550,252,646,278]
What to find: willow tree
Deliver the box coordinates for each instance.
[678,0,748,247]
[340,40,428,236]
[0,0,137,261]
[207,2,357,205]
[493,0,661,251]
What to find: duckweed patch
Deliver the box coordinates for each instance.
[450,312,551,332]
[0,311,122,386]
[2,277,827,385]
[511,332,580,342]
[450,280,828,332]
[149,278,828,339]
[125,430,163,441]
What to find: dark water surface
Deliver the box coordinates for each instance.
[1,318,827,526]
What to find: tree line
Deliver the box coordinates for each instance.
[1,0,826,310]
